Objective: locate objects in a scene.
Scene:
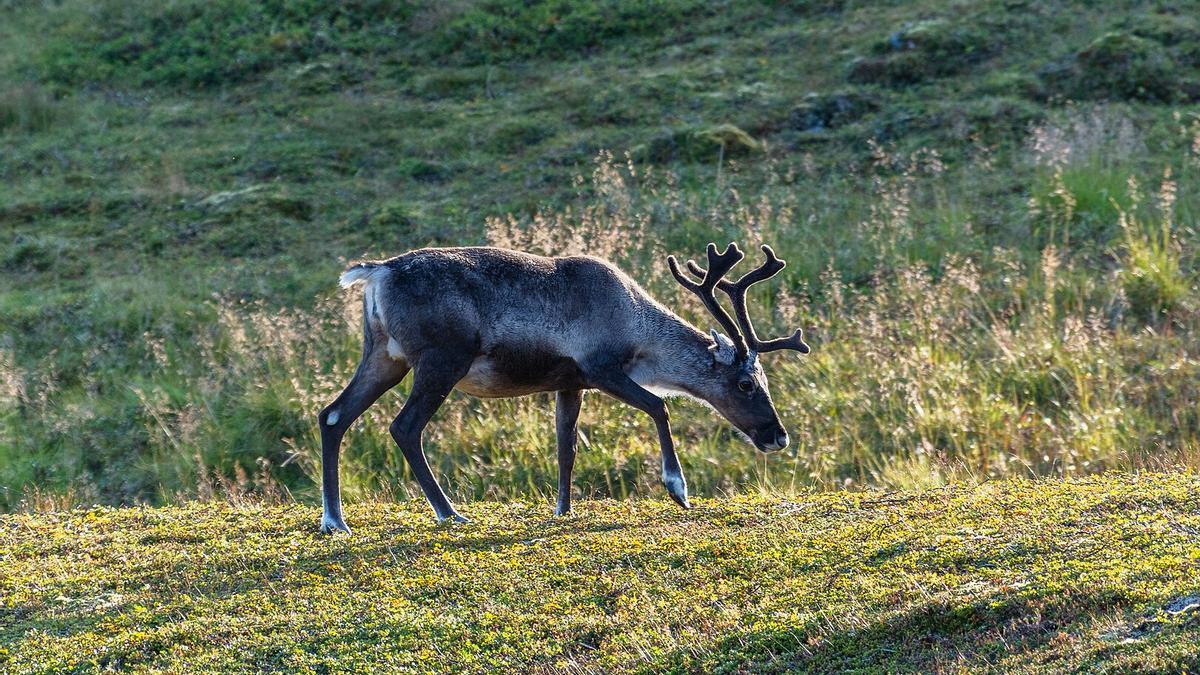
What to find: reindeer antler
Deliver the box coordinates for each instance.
[721,245,809,354]
[681,244,810,355]
[668,242,748,356]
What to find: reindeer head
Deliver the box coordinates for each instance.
[668,242,810,453]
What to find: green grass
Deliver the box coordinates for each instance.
[3,3,1199,670]
[1,0,1200,510]
[2,474,1199,672]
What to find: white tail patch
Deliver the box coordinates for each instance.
[339,266,376,288]
[339,264,388,329]
[371,275,391,335]
[339,264,403,359]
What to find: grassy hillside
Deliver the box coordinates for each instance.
[2,474,1199,672]
[2,0,1200,510]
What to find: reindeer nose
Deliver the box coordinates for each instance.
[756,428,789,452]
[775,430,789,450]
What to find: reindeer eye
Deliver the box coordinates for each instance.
[738,379,754,393]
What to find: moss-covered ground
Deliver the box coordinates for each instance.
[3,473,1199,673]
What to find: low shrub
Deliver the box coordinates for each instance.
[425,0,711,65]
[487,117,556,154]
[0,84,64,133]
[639,124,761,163]
[848,18,999,86]
[1117,173,1191,324]
[1040,32,1187,103]
[1123,11,1200,66]
[788,89,878,132]
[35,0,416,87]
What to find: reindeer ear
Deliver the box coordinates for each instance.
[708,329,737,366]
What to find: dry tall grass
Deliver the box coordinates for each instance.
[3,112,1198,510]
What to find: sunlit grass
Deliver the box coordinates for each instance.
[7,136,1197,511]
[2,474,1198,672]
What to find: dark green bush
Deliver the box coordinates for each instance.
[370,199,417,231]
[849,18,999,86]
[37,0,416,87]
[638,124,761,163]
[788,89,878,132]
[3,236,57,273]
[959,96,1043,141]
[425,0,711,65]
[975,70,1044,99]
[0,84,64,133]
[1041,32,1186,103]
[1077,32,1181,102]
[409,69,489,100]
[1123,12,1200,49]
[486,117,556,154]
[394,157,448,182]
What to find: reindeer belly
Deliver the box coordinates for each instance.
[456,344,587,397]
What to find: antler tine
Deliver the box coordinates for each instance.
[687,259,740,293]
[671,242,742,285]
[701,242,744,282]
[720,245,810,355]
[755,328,811,354]
[666,255,702,291]
[683,260,706,283]
[667,242,748,355]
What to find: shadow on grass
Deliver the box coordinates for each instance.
[644,588,1138,673]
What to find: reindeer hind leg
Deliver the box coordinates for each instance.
[389,350,474,523]
[319,328,409,534]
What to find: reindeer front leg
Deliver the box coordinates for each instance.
[554,390,583,516]
[584,367,690,509]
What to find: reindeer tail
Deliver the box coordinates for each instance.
[338,263,380,288]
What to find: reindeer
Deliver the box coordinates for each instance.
[319,242,809,533]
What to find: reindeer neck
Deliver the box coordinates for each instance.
[629,304,714,398]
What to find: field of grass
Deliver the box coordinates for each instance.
[3,473,1199,672]
[5,3,1200,670]
[1,0,1199,513]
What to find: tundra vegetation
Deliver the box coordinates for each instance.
[3,0,1200,669]
[3,0,1199,511]
[3,475,1200,671]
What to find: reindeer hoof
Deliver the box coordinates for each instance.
[320,517,352,535]
[669,492,691,510]
[437,513,469,525]
[663,475,690,510]
[554,505,572,516]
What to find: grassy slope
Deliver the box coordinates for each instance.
[3,474,1199,673]
[3,0,1199,509]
